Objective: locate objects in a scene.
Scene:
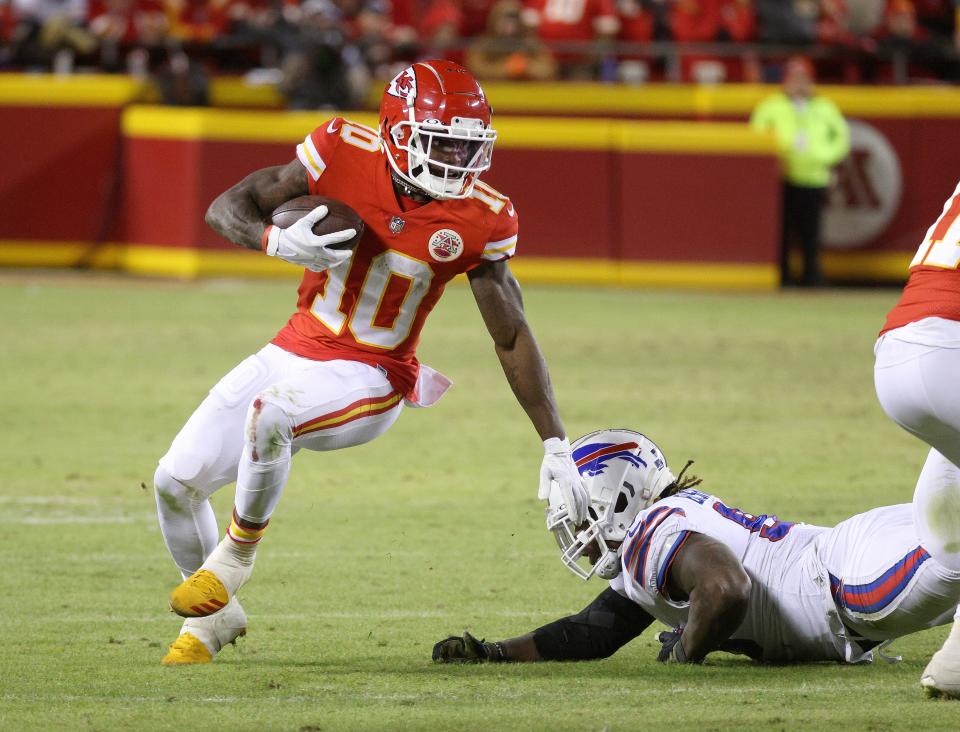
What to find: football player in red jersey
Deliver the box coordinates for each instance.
[155,60,590,665]
[875,180,960,697]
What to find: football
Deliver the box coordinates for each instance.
[271,195,365,250]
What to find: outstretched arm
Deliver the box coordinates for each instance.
[433,587,655,663]
[467,260,563,441]
[660,532,752,663]
[205,159,309,251]
[468,260,589,522]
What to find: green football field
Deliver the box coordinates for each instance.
[2,272,957,731]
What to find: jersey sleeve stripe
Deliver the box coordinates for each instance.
[483,235,518,253]
[622,506,668,570]
[623,507,686,585]
[655,530,692,595]
[296,135,326,181]
[634,510,684,584]
[481,235,518,260]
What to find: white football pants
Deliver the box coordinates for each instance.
[817,503,960,643]
[155,344,402,578]
[875,318,960,576]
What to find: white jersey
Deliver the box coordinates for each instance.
[610,488,851,662]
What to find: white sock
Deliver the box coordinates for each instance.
[197,510,266,594]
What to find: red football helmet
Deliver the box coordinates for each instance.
[380,60,496,200]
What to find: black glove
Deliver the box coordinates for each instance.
[656,628,691,663]
[432,632,506,663]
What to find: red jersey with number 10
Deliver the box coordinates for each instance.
[271,117,519,398]
[881,181,960,335]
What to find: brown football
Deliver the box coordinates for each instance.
[270,195,364,250]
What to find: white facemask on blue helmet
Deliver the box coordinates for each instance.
[546,429,676,581]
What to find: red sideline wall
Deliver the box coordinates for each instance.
[0,100,781,288]
[825,117,960,255]
[117,134,778,267]
[469,83,960,272]
[4,78,960,284]
[0,106,123,243]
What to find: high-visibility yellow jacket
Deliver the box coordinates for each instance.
[750,91,850,188]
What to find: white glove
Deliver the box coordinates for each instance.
[538,437,589,524]
[263,205,356,272]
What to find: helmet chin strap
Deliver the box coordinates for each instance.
[389,167,433,203]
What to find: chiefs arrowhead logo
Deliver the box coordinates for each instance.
[386,67,417,102]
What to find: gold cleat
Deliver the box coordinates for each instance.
[160,599,248,666]
[162,632,214,665]
[169,569,230,618]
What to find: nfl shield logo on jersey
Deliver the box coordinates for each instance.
[428,229,464,262]
[389,216,405,234]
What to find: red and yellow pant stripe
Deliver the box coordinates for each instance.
[292,391,402,439]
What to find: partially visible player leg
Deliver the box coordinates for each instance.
[913,449,960,571]
[157,346,287,663]
[875,333,960,695]
[169,358,402,616]
[911,447,960,696]
[154,466,220,581]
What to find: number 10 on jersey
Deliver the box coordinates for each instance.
[310,250,434,349]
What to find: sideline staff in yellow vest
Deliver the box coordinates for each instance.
[751,57,849,287]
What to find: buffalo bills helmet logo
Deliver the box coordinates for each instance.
[573,441,646,477]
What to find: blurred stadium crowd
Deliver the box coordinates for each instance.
[2,0,959,105]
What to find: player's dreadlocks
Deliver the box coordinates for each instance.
[658,460,703,501]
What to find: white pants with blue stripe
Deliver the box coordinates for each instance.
[815,503,960,642]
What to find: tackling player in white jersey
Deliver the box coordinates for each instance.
[433,430,960,667]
